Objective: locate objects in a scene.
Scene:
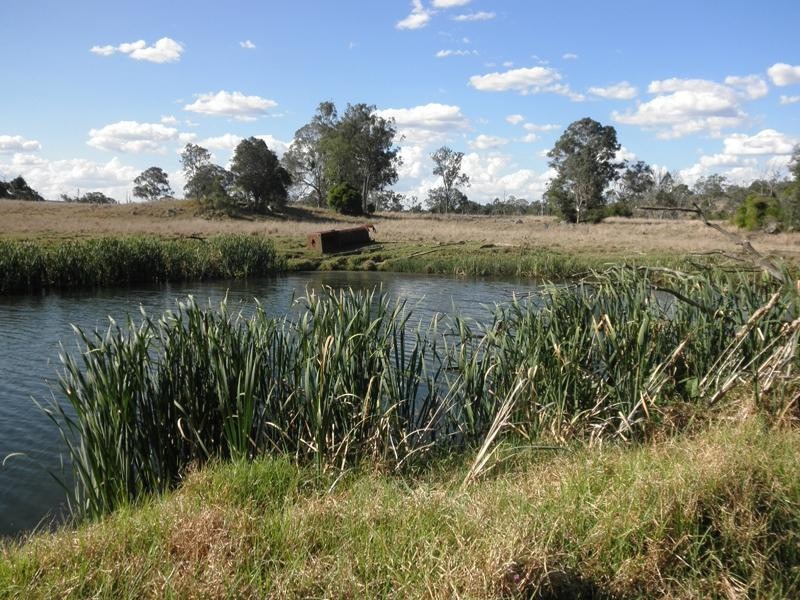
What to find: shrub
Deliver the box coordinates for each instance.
[733,194,782,231]
[327,182,363,215]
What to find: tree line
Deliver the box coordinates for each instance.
[3,105,800,231]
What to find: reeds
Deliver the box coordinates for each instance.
[47,267,800,519]
[0,235,284,293]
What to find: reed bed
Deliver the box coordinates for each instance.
[48,267,800,519]
[0,235,284,293]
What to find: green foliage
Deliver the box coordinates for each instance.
[230,137,291,213]
[132,167,172,202]
[546,118,621,223]
[60,191,117,204]
[429,146,469,214]
[326,181,363,215]
[0,235,284,293]
[0,176,44,201]
[733,194,782,230]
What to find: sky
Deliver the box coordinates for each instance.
[1,0,799,204]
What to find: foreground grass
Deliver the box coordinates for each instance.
[2,418,798,599]
[0,235,284,293]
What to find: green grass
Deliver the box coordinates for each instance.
[2,418,798,598]
[0,235,285,293]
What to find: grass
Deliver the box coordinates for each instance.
[1,417,798,598]
[45,267,799,522]
[0,235,284,293]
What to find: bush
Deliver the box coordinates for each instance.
[327,182,363,215]
[733,194,782,231]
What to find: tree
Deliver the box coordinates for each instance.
[1,176,44,201]
[230,137,291,213]
[322,103,401,213]
[133,167,173,202]
[282,102,337,207]
[60,191,117,204]
[617,160,654,208]
[429,146,470,214]
[327,182,363,215]
[188,164,236,209]
[180,143,212,197]
[546,118,621,223]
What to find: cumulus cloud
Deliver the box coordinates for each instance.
[90,37,184,63]
[0,153,139,200]
[239,40,256,49]
[160,115,178,125]
[724,74,769,99]
[588,81,638,100]
[376,103,469,144]
[767,63,800,86]
[436,49,478,58]
[780,95,800,105]
[432,0,470,6]
[723,129,797,156]
[505,114,525,125]
[469,65,561,94]
[612,77,750,139]
[0,135,41,154]
[453,11,495,21]
[184,91,278,121]
[396,0,431,30]
[197,133,289,156]
[87,120,194,153]
[562,53,578,60]
[469,134,508,150]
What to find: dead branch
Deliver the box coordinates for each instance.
[638,203,788,283]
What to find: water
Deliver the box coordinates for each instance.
[0,271,542,538]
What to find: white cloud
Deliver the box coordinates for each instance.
[615,146,637,162]
[523,123,560,132]
[612,77,749,139]
[376,103,469,144]
[519,133,538,143]
[588,81,638,100]
[239,40,256,49]
[160,115,178,125]
[432,0,470,6]
[505,114,525,125]
[562,53,578,60]
[0,153,139,200]
[469,134,508,150]
[435,49,477,58]
[398,144,426,179]
[197,133,290,156]
[91,37,184,63]
[453,11,495,21]
[0,135,41,154]
[87,121,193,153]
[469,65,561,94]
[723,129,797,156]
[396,0,431,30]
[780,95,800,105]
[548,83,586,102]
[767,63,800,86]
[724,74,768,99]
[184,90,278,121]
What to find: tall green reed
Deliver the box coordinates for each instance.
[0,235,284,293]
[47,267,799,519]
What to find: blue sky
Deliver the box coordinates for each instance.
[1,0,799,203]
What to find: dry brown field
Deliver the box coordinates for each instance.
[2,198,799,258]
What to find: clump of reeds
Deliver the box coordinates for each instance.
[46,267,799,519]
[0,235,284,293]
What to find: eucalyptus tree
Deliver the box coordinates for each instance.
[546,118,621,223]
[282,102,337,207]
[132,167,173,202]
[231,137,291,213]
[429,146,470,214]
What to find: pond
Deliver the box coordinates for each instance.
[0,271,543,538]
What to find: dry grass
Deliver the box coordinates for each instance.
[3,199,800,258]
